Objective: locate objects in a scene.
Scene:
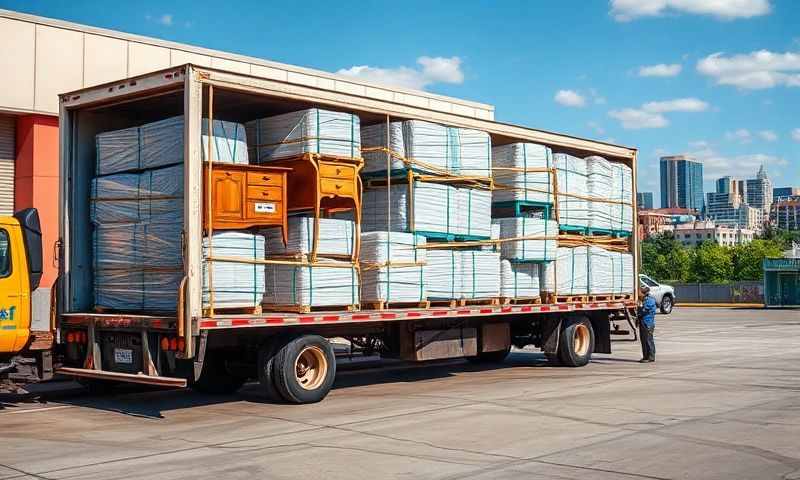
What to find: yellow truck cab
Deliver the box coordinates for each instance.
[0,208,51,385]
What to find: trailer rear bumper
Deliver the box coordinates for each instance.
[57,367,187,388]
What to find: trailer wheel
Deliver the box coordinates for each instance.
[257,336,287,402]
[273,335,336,404]
[467,347,511,363]
[190,350,246,395]
[557,316,594,367]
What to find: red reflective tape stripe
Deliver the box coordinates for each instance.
[501,307,513,313]
[479,308,494,314]
[406,312,422,317]
[380,313,398,319]
[151,320,162,328]
[266,318,284,324]
[432,310,449,316]
[199,320,217,328]
[456,309,471,315]
[298,317,315,324]
[520,306,533,313]
[321,315,339,322]
[231,319,253,326]
[351,314,371,321]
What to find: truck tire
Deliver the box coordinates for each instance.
[557,316,594,367]
[257,336,288,402]
[190,350,246,395]
[273,335,336,404]
[660,295,674,314]
[467,347,511,363]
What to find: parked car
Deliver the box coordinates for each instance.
[639,274,675,314]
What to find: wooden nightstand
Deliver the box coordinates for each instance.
[204,162,290,244]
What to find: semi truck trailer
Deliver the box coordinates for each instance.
[4,64,640,403]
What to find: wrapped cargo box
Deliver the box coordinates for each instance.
[361,120,491,177]
[500,260,540,299]
[493,217,558,262]
[611,162,634,232]
[586,156,615,231]
[587,246,634,294]
[425,250,461,300]
[263,260,360,308]
[540,246,589,295]
[554,153,590,229]
[263,217,355,258]
[90,164,183,224]
[461,251,501,299]
[202,232,266,309]
[95,117,248,175]
[360,232,427,304]
[360,231,426,264]
[492,143,553,204]
[361,181,491,238]
[247,109,360,162]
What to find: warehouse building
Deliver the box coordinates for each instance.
[0,8,495,288]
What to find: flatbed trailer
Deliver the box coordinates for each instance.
[56,64,640,403]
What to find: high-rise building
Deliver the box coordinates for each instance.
[771,196,800,231]
[660,155,704,211]
[637,192,654,210]
[705,176,760,231]
[746,165,773,214]
[773,187,800,202]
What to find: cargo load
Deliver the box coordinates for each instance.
[587,246,634,294]
[493,217,558,262]
[247,109,361,162]
[361,120,491,177]
[611,162,634,232]
[360,232,427,304]
[361,181,491,239]
[95,116,248,175]
[586,155,615,231]
[492,143,553,205]
[90,164,183,225]
[202,232,266,309]
[263,260,360,309]
[540,246,589,295]
[500,260,540,299]
[554,153,590,229]
[263,217,356,258]
[425,250,500,300]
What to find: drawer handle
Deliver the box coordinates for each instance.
[262,191,270,197]
[335,184,343,189]
[225,172,232,177]
[336,168,342,175]
[262,176,270,182]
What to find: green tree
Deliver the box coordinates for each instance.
[730,240,784,281]
[641,233,691,282]
[690,242,733,283]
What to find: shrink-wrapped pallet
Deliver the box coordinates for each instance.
[586,156,614,231]
[461,251,501,299]
[425,250,461,300]
[360,232,426,304]
[493,217,558,262]
[202,232,266,309]
[263,217,355,258]
[263,260,360,308]
[588,247,634,294]
[361,121,407,173]
[361,120,491,177]
[492,143,553,204]
[90,164,183,224]
[95,117,248,175]
[611,162,634,232]
[540,247,588,295]
[93,222,183,312]
[554,153,590,229]
[361,182,491,238]
[500,260,540,299]
[247,109,360,162]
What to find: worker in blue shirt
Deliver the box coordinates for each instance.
[638,286,657,363]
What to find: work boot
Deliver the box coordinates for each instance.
[639,359,651,363]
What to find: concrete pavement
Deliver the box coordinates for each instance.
[1,307,799,479]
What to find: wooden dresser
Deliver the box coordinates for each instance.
[204,162,290,244]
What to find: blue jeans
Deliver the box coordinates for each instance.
[640,324,655,361]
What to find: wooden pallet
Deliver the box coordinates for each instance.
[361,300,431,311]
[587,294,614,301]
[555,295,588,304]
[261,304,360,314]
[430,298,500,307]
[204,304,262,316]
[497,297,542,305]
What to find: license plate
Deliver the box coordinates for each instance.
[255,202,276,213]
[114,348,133,364]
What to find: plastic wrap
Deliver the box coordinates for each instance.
[588,246,634,294]
[425,250,461,300]
[359,231,427,303]
[263,217,355,258]
[461,251,501,299]
[247,109,360,162]
[500,260,540,299]
[492,143,553,204]
[586,156,614,231]
[359,231,426,264]
[202,232,265,308]
[361,182,491,238]
[95,117,248,175]
[361,121,407,173]
[263,260,360,307]
[493,217,558,261]
[554,153,590,229]
[611,162,634,232]
[90,164,183,224]
[540,247,589,295]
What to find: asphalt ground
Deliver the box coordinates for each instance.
[1,307,799,479]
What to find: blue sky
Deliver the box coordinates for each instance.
[3,0,798,205]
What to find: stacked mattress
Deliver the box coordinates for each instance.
[263,260,360,307]
[540,246,589,295]
[202,232,266,308]
[611,162,634,232]
[247,109,361,162]
[493,217,558,262]
[492,143,553,204]
[586,156,615,231]
[361,120,491,177]
[554,153,590,229]
[425,250,500,300]
[361,182,491,238]
[263,217,355,258]
[90,164,183,225]
[360,232,427,303]
[587,246,634,294]
[95,116,248,175]
[500,260,540,299]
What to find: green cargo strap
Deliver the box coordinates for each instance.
[351,266,356,304]
[522,144,529,202]
[570,248,576,295]
[350,114,355,159]
[466,189,472,236]
[308,265,313,305]
[305,218,312,253]
[450,251,456,298]
[291,267,297,305]
[446,184,451,234]
[543,217,548,260]
[546,148,552,209]
[471,252,476,298]
[315,109,321,154]
[418,265,424,300]
[513,267,519,297]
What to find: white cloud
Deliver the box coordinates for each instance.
[609,109,668,129]
[792,128,800,142]
[692,149,788,180]
[608,97,709,129]
[758,130,778,141]
[554,90,587,108]
[587,121,605,135]
[697,50,800,89]
[611,0,771,22]
[638,63,683,77]
[336,56,463,91]
[725,129,752,143]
